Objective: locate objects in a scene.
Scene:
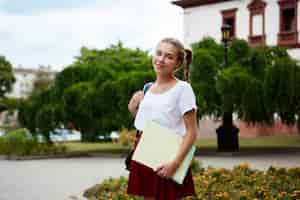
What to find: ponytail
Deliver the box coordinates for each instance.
[183,49,192,82]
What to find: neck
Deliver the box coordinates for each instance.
[155,74,177,85]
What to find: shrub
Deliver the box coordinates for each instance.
[0,137,7,154]
[0,128,66,156]
[118,128,136,147]
[3,129,35,155]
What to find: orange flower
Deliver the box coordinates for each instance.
[223,191,229,197]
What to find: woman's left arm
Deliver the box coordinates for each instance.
[173,109,198,167]
[156,109,198,178]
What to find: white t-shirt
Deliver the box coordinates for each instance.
[134,79,197,136]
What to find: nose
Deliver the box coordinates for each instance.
[157,55,165,63]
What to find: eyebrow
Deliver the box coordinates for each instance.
[156,49,176,57]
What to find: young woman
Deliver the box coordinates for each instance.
[127,37,198,200]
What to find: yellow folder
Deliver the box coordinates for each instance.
[132,120,196,184]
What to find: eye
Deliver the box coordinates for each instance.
[156,50,162,56]
[167,54,174,60]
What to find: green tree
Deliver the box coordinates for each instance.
[54,66,90,97]
[0,55,15,98]
[264,57,299,125]
[191,47,220,118]
[32,66,56,95]
[35,104,64,143]
[191,37,300,150]
[0,56,16,113]
[62,82,98,141]
[18,95,42,134]
[18,86,59,135]
[59,43,153,140]
[115,71,155,129]
[0,97,19,112]
[17,41,158,141]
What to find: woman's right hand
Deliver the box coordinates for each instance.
[128,90,144,116]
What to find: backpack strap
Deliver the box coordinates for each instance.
[143,82,153,94]
[135,82,153,110]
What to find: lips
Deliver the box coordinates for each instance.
[155,62,163,68]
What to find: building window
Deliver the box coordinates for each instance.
[278,0,299,48]
[248,0,267,46]
[221,8,238,39]
[282,8,295,31]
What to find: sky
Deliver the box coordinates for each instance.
[0,0,183,71]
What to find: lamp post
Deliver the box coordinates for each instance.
[221,23,231,68]
[216,23,240,152]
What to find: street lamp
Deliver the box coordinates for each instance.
[221,24,231,68]
[216,23,240,152]
[221,24,231,43]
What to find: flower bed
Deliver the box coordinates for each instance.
[84,160,300,200]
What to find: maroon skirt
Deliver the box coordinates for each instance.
[127,132,195,199]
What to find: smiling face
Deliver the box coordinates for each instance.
[152,42,181,76]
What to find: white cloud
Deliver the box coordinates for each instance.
[0,0,183,71]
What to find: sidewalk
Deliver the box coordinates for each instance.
[195,147,300,156]
[1,155,299,200]
[196,153,300,170]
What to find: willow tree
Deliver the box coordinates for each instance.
[191,37,300,151]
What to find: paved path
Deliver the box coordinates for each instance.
[0,158,127,200]
[0,154,299,200]
[197,153,300,170]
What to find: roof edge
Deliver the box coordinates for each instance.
[172,0,235,8]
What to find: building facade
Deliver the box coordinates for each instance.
[173,0,299,137]
[173,0,300,61]
[5,66,56,99]
[0,66,56,127]
[5,68,36,99]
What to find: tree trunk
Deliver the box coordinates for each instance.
[216,112,240,152]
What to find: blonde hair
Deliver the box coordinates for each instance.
[158,37,193,82]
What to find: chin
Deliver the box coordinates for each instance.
[153,67,162,72]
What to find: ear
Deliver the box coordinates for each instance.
[175,61,182,71]
[173,63,182,73]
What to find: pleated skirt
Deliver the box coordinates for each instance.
[127,132,195,200]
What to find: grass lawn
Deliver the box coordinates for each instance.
[196,135,300,148]
[63,135,300,154]
[64,142,131,154]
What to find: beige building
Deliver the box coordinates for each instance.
[5,65,56,99]
[1,66,57,127]
[172,0,299,137]
[173,0,300,61]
